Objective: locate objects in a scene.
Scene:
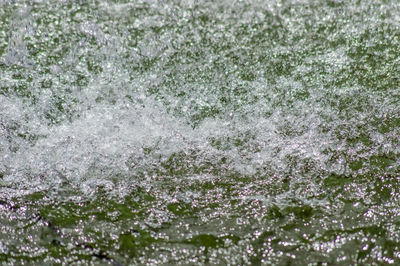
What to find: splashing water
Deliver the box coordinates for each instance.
[1,0,400,264]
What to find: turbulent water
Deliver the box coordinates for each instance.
[1,0,400,264]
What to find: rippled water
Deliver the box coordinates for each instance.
[1,0,400,264]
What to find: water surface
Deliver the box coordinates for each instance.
[1,0,400,264]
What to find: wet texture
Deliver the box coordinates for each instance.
[1,0,400,264]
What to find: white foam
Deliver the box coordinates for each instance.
[0,0,399,198]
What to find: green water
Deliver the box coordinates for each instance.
[1,0,400,265]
